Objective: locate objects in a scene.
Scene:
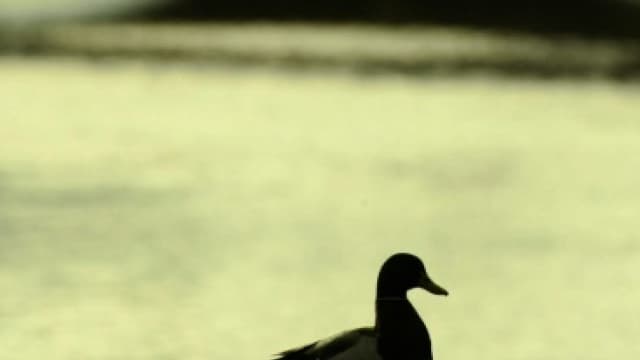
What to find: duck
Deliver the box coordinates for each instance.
[274,253,448,360]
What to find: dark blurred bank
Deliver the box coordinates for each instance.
[2,0,640,80]
[133,0,640,39]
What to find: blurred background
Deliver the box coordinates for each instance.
[1,1,639,360]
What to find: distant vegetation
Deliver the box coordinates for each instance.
[2,0,640,39]
[133,0,640,39]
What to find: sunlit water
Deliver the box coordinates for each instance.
[0,0,163,22]
[0,58,638,360]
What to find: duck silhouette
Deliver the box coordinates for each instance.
[274,253,448,360]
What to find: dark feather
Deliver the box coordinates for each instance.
[274,328,375,360]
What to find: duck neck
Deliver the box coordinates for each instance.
[374,293,432,360]
[374,293,416,330]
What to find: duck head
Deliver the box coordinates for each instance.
[376,253,448,299]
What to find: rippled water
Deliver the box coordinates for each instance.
[1,58,638,360]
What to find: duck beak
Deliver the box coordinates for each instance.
[419,275,449,296]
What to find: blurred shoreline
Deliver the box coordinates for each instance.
[2,22,640,80]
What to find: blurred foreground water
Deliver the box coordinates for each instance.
[0,55,639,360]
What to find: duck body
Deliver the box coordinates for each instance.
[274,253,447,360]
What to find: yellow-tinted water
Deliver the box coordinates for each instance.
[1,57,638,360]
